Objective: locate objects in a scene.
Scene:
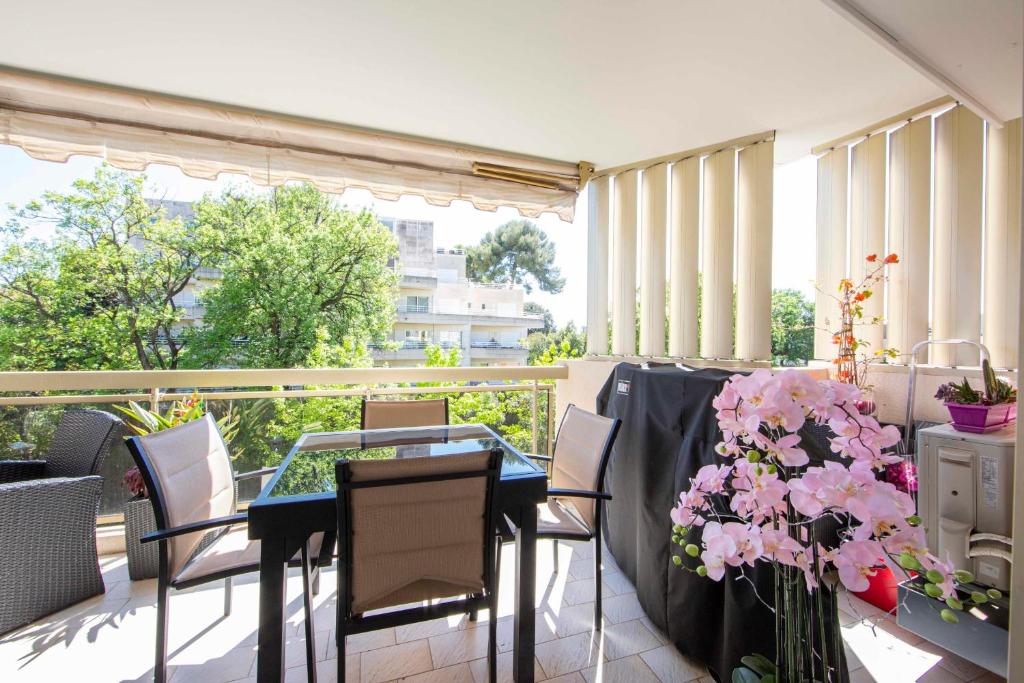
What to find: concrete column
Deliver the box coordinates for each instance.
[735,141,774,361]
[668,157,700,358]
[984,117,1022,369]
[586,177,610,355]
[639,163,668,356]
[849,133,887,353]
[611,170,638,355]
[700,149,736,359]
[932,106,984,366]
[814,147,849,360]
[887,116,932,363]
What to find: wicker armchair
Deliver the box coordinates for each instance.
[0,409,122,635]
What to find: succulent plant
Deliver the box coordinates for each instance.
[982,358,1016,405]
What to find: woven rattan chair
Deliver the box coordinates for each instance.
[359,397,449,430]
[334,448,502,683]
[504,404,621,628]
[0,409,122,635]
[127,414,330,683]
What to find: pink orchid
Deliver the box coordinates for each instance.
[833,540,885,592]
[762,433,809,467]
[700,522,739,581]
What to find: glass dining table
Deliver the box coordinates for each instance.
[247,424,549,683]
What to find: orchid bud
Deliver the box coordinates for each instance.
[671,535,681,545]
[747,451,761,463]
[673,524,684,534]
[898,553,921,571]
[672,555,682,567]
[925,569,944,584]
[924,583,943,599]
[906,515,922,527]
[953,570,974,584]
[987,588,1003,600]
[940,609,959,624]
[945,597,963,611]
[970,591,988,604]
[685,544,700,558]
[766,464,777,475]
[696,565,708,577]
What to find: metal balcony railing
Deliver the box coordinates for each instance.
[396,303,432,313]
[470,341,527,350]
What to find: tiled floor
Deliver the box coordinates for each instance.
[0,540,1007,682]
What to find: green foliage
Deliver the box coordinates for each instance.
[982,358,1017,404]
[523,301,555,333]
[770,289,814,366]
[423,344,462,368]
[462,219,564,294]
[114,392,240,446]
[184,185,398,368]
[527,322,586,365]
[0,165,225,370]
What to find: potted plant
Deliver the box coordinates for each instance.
[117,393,239,580]
[671,370,983,682]
[934,359,1017,434]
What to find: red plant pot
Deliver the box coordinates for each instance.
[853,566,900,613]
[945,402,1017,434]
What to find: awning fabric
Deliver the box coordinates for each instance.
[0,70,582,221]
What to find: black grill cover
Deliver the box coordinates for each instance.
[595,362,847,682]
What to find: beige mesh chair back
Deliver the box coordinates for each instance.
[550,405,619,528]
[360,398,449,430]
[334,449,502,682]
[133,414,236,577]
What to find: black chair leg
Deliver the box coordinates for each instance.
[593,534,603,629]
[553,539,559,573]
[301,541,318,683]
[312,563,321,597]
[337,624,347,683]
[223,576,232,617]
[468,599,479,622]
[487,595,498,682]
[155,582,169,683]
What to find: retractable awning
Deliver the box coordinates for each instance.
[0,69,586,221]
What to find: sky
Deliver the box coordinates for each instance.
[0,144,817,327]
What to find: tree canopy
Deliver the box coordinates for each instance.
[185,185,398,368]
[771,288,815,366]
[462,219,564,294]
[0,165,224,370]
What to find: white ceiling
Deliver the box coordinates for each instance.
[0,1,1019,167]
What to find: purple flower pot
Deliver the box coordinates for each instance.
[944,402,1017,434]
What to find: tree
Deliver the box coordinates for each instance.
[184,185,399,368]
[526,322,586,365]
[523,301,554,333]
[0,165,224,370]
[462,219,565,294]
[771,288,815,366]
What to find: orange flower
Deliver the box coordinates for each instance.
[884,253,899,264]
[832,334,841,344]
[839,278,853,291]
[854,292,865,302]
[866,254,878,263]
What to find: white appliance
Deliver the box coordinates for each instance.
[917,423,1015,592]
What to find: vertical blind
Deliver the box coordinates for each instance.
[587,134,775,361]
[814,105,1022,369]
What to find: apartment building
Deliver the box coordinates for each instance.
[146,203,539,365]
[373,218,542,367]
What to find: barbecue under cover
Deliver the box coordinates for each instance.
[595,363,846,681]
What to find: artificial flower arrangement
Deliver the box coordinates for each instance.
[828,253,900,392]
[934,358,1017,434]
[670,370,994,683]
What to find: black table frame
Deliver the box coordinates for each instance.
[247,425,548,683]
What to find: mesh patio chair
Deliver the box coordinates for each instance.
[502,404,621,628]
[334,448,503,683]
[127,414,331,683]
[359,397,449,430]
[0,409,122,635]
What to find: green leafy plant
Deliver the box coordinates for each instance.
[935,359,1016,406]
